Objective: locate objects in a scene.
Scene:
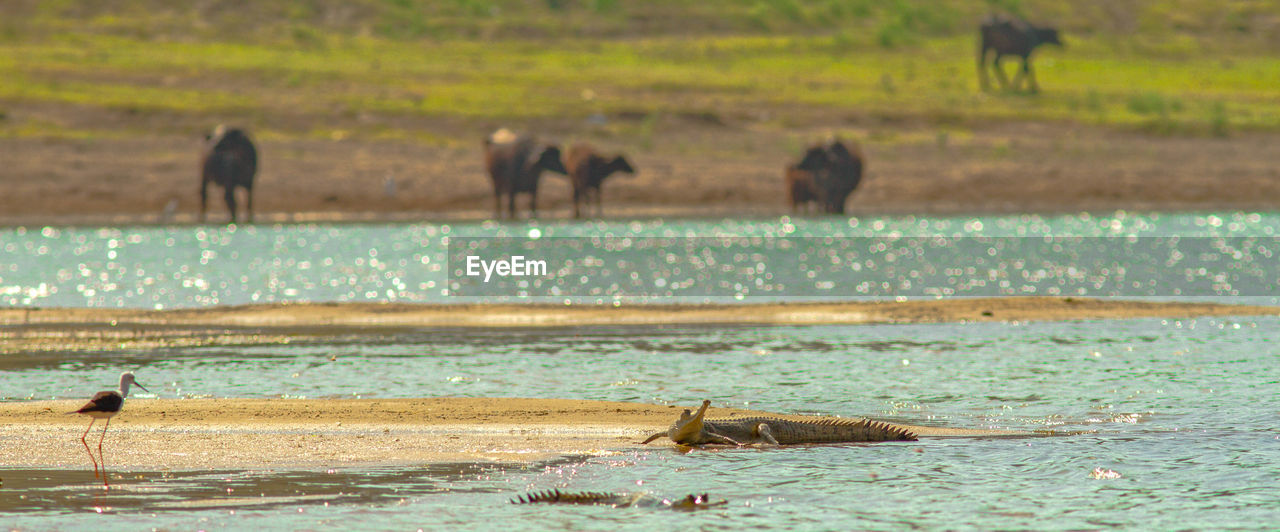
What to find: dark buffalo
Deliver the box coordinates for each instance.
[200,125,257,223]
[978,14,1062,93]
[565,143,635,219]
[791,139,864,215]
[483,129,568,219]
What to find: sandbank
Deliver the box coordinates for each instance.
[1,298,1273,354]
[1,397,1031,470]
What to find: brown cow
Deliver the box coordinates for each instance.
[483,129,568,219]
[200,125,257,224]
[978,14,1062,93]
[565,143,635,219]
[784,166,822,214]
[790,138,864,215]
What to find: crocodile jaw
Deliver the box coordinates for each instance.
[669,400,712,443]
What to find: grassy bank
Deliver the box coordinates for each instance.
[0,1,1277,144]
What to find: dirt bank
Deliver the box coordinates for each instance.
[2,120,1279,226]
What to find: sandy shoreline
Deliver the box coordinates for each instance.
[2,298,1272,353]
[2,397,1033,470]
[3,297,1273,328]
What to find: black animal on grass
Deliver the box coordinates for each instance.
[483,129,568,219]
[978,14,1062,93]
[791,138,864,215]
[200,125,258,223]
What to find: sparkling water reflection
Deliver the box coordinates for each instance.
[4,211,1280,307]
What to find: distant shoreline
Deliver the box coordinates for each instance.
[1,202,1273,230]
[2,298,1273,353]
[3,297,1273,328]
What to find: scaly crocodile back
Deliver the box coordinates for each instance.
[704,416,918,443]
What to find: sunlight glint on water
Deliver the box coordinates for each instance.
[3,211,1280,307]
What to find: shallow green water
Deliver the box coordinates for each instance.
[4,211,1280,307]
[4,317,1278,529]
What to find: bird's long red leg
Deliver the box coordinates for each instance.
[97,417,111,487]
[80,419,99,478]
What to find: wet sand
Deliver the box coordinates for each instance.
[10,297,1272,329]
[1,397,1031,470]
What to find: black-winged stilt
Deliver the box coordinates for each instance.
[68,372,149,486]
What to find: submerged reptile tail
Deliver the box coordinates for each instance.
[512,489,726,510]
[511,489,635,506]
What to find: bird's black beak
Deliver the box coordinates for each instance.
[135,382,151,393]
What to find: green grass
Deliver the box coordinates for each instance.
[0,1,1278,141]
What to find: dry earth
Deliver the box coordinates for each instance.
[2,116,1279,225]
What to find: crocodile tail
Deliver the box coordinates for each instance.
[851,418,918,441]
[809,417,918,442]
[512,489,622,505]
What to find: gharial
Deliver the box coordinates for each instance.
[512,489,727,510]
[642,400,917,446]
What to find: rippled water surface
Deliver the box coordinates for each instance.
[5,211,1280,307]
[3,212,1278,529]
[4,316,1278,529]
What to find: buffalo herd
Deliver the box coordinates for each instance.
[480,129,865,218]
[482,134,636,219]
[196,15,1058,222]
